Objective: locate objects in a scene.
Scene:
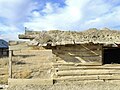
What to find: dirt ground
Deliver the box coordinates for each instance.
[7,81,120,90]
[0,57,8,84]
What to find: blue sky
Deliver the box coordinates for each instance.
[0,0,120,40]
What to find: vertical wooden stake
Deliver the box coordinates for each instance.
[9,50,13,78]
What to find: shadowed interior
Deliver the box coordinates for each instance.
[103,47,120,64]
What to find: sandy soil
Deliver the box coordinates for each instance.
[7,81,120,90]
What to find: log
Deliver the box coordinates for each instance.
[55,66,120,71]
[8,79,53,86]
[53,62,102,67]
[54,75,120,81]
[54,75,98,81]
[56,70,120,76]
[99,75,120,80]
[9,50,13,78]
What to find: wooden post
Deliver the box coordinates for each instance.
[102,45,104,65]
[9,50,13,78]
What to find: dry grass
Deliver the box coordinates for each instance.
[0,57,8,67]
[0,57,9,84]
[0,75,8,84]
[13,69,32,79]
[0,50,52,84]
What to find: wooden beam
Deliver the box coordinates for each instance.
[54,75,120,81]
[54,75,98,81]
[55,66,120,71]
[8,79,53,86]
[53,62,102,67]
[9,50,13,78]
[56,70,120,76]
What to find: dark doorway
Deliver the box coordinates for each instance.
[103,47,120,64]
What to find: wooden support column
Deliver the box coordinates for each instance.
[9,50,13,78]
[102,45,104,65]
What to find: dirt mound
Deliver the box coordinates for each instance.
[19,28,120,46]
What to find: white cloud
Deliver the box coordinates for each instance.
[0,0,37,24]
[24,0,120,31]
[0,0,38,40]
[24,0,85,30]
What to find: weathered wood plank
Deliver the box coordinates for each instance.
[54,75,98,81]
[53,62,102,67]
[54,66,120,71]
[54,75,120,81]
[9,45,29,51]
[56,70,120,76]
[99,75,120,80]
[8,79,53,86]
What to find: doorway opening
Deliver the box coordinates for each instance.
[103,47,120,64]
